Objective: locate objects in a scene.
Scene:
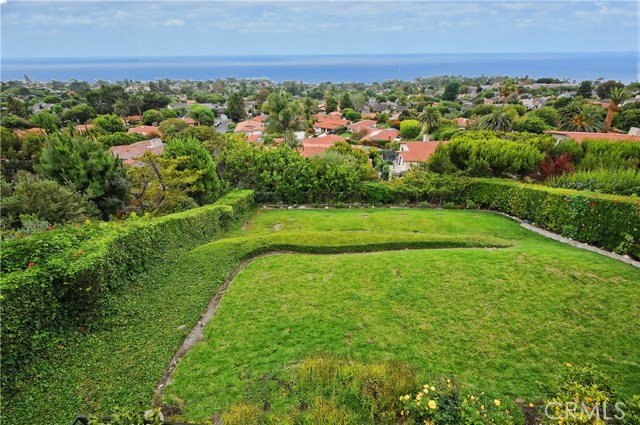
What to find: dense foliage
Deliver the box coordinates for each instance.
[547,169,640,196]
[0,190,255,397]
[37,132,129,217]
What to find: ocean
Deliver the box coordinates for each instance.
[1,52,638,83]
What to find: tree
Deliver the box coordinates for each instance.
[93,114,126,134]
[557,102,604,132]
[341,108,361,121]
[399,120,421,140]
[130,95,144,117]
[577,80,593,98]
[604,87,632,132]
[0,126,43,178]
[262,92,302,133]
[442,82,460,101]
[480,108,513,132]
[36,132,129,217]
[127,153,201,215]
[325,93,338,113]
[113,99,130,123]
[1,172,99,229]
[596,80,624,100]
[61,104,96,124]
[143,109,164,125]
[225,92,246,122]
[158,118,188,138]
[498,78,518,102]
[188,105,215,126]
[85,84,126,115]
[339,92,354,111]
[162,137,221,204]
[511,115,549,134]
[418,106,442,134]
[529,106,559,127]
[30,111,60,133]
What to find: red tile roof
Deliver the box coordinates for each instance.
[362,128,400,142]
[544,131,640,143]
[235,120,265,133]
[302,134,346,147]
[348,119,377,132]
[249,115,268,122]
[109,139,165,166]
[399,141,447,163]
[127,125,161,137]
[299,145,331,158]
[181,117,197,125]
[247,134,261,143]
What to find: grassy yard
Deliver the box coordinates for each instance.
[163,209,640,421]
[4,208,638,425]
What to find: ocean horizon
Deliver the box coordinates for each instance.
[1,52,638,83]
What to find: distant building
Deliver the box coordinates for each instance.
[109,138,165,167]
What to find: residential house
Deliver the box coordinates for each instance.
[109,138,166,167]
[391,141,447,175]
[128,125,161,138]
[361,128,400,142]
[348,119,377,133]
[235,118,265,136]
[298,134,346,157]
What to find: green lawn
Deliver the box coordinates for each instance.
[162,209,640,421]
[4,208,639,425]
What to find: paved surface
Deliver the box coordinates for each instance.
[215,113,230,133]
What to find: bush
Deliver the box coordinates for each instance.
[540,364,625,425]
[93,114,126,134]
[461,179,640,259]
[1,172,99,230]
[37,132,129,217]
[0,190,255,396]
[400,119,421,140]
[97,132,146,147]
[547,169,640,196]
[578,140,640,171]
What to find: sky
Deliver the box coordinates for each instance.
[1,0,638,58]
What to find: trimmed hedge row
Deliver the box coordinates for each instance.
[461,179,640,259]
[0,190,255,393]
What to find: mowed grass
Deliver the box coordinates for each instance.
[163,209,640,421]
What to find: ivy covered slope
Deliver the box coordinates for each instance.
[0,190,256,399]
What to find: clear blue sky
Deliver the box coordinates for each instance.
[1,0,638,58]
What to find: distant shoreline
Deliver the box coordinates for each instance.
[2,52,637,83]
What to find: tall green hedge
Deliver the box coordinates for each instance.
[462,179,640,258]
[0,190,255,393]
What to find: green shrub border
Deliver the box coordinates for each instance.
[0,190,255,393]
[461,179,640,259]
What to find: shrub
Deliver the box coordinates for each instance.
[461,179,640,259]
[547,169,640,196]
[36,132,129,217]
[578,140,640,171]
[1,172,99,230]
[93,114,126,134]
[400,119,421,140]
[540,364,624,425]
[97,132,146,147]
[163,137,222,204]
[0,190,255,396]
[142,109,164,125]
[444,134,545,178]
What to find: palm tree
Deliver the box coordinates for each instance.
[558,102,604,132]
[113,100,130,125]
[418,106,442,135]
[604,87,631,132]
[130,95,144,117]
[480,108,513,132]
[498,78,518,103]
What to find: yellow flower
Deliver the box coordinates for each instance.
[494,399,501,407]
[529,403,535,408]
[447,379,451,384]
[431,386,435,391]
[566,363,573,368]
[428,399,437,410]
[481,405,485,410]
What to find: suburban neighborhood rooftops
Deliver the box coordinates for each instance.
[361,128,400,141]
[399,141,447,163]
[109,138,166,166]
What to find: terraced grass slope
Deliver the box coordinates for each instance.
[5,208,638,425]
[161,209,640,421]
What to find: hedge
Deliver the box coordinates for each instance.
[461,179,640,259]
[0,190,255,393]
